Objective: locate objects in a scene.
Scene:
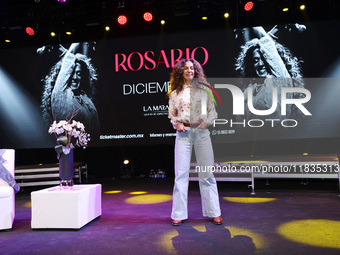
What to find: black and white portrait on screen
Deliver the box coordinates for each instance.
[39,42,100,135]
[234,24,307,123]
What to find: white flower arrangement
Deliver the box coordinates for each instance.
[48,120,91,157]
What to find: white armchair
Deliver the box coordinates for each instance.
[0,149,15,230]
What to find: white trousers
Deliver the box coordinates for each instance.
[171,128,221,220]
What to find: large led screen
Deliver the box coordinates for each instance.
[0,19,340,149]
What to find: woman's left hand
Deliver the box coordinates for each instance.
[198,122,208,130]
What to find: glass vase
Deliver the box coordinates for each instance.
[59,149,74,190]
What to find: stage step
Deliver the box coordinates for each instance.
[189,154,340,194]
[15,162,88,188]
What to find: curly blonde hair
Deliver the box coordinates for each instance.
[235,38,303,80]
[41,54,97,124]
[235,38,305,119]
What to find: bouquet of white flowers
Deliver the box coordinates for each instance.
[48,120,91,158]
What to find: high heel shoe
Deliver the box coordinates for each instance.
[213,216,223,225]
[171,219,183,226]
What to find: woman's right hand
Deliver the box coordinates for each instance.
[176,122,187,132]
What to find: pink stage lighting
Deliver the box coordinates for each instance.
[26,27,35,36]
[143,12,153,22]
[117,15,127,25]
[244,1,254,11]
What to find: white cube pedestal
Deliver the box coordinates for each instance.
[31,184,102,229]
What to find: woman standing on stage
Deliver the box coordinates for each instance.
[168,58,222,226]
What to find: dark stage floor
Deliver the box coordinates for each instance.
[1,178,340,255]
